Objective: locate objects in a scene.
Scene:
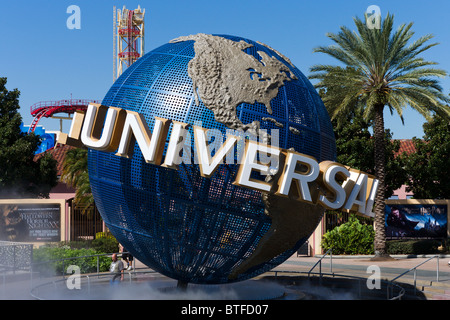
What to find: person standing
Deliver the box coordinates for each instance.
[120,244,134,271]
[110,253,124,283]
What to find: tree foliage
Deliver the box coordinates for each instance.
[402,114,450,199]
[0,77,57,198]
[330,110,407,198]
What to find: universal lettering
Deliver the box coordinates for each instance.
[57,103,379,217]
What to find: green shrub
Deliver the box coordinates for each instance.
[95,231,116,240]
[321,215,374,255]
[386,239,441,255]
[91,237,119,253]
[32,233,119,276]
[33,246,111,276]
[92,232,119,253]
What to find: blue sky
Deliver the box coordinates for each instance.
[1,0,449,139]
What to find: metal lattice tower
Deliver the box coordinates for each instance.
[114,5,145,81]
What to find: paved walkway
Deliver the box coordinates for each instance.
[130,253,450,288]
[132,253,450,283]
[276,254,450,283]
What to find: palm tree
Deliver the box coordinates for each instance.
[310,13,450,258]
[61,148,93,208]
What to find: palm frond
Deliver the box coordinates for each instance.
[61,147,92,206]
[309,12,449,123]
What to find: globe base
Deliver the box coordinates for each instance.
[177,280,189,291]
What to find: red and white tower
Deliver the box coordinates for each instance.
[113,5,145,81]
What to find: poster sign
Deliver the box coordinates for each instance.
[0,203,61,242]
[385,202,448,238]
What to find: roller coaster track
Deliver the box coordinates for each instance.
[29,99,100,133]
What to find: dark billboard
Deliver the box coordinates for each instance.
[385,203,448,238]
[0,203,61,242]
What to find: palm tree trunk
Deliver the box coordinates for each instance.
[372,103,390,259]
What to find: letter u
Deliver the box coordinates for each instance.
[80,103,126,152]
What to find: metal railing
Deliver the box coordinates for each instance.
[0,248,413,301]
[0,241,33,274]
[387,255,440,299]
[25,250,410,301]
[30,251,132,281]
[30,269,158,300]
[30,99,100,114]
[269,269,405,300]
[30,267,406,301]
[28,251,144,299]
[308,248,333,279]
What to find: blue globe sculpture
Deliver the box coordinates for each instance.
[88,34,336,284]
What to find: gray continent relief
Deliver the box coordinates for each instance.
[170,33,296,139]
